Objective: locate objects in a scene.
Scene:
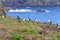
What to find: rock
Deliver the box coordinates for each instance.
[0,29,9,40]
[0,0,6,18]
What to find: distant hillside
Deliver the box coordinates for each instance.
[2,0,60,7]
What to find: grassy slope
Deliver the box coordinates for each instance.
[0,16,60,40]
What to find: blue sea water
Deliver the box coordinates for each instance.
[6,6,60,26]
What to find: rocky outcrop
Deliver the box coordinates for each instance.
[0,0,6,18]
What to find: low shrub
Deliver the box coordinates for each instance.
[10,33,22,40]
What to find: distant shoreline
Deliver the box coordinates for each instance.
[4,5,60,11]
[19,5,60,7]
[4,5,60,7]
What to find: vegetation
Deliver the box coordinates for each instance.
[10,33,22,40]
[0,16,60,40]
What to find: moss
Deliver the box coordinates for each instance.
[10,33,22,40]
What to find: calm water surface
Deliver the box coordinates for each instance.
[6,6,60,26]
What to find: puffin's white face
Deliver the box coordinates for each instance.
[2,15,4,18]
[48,20,51,22]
